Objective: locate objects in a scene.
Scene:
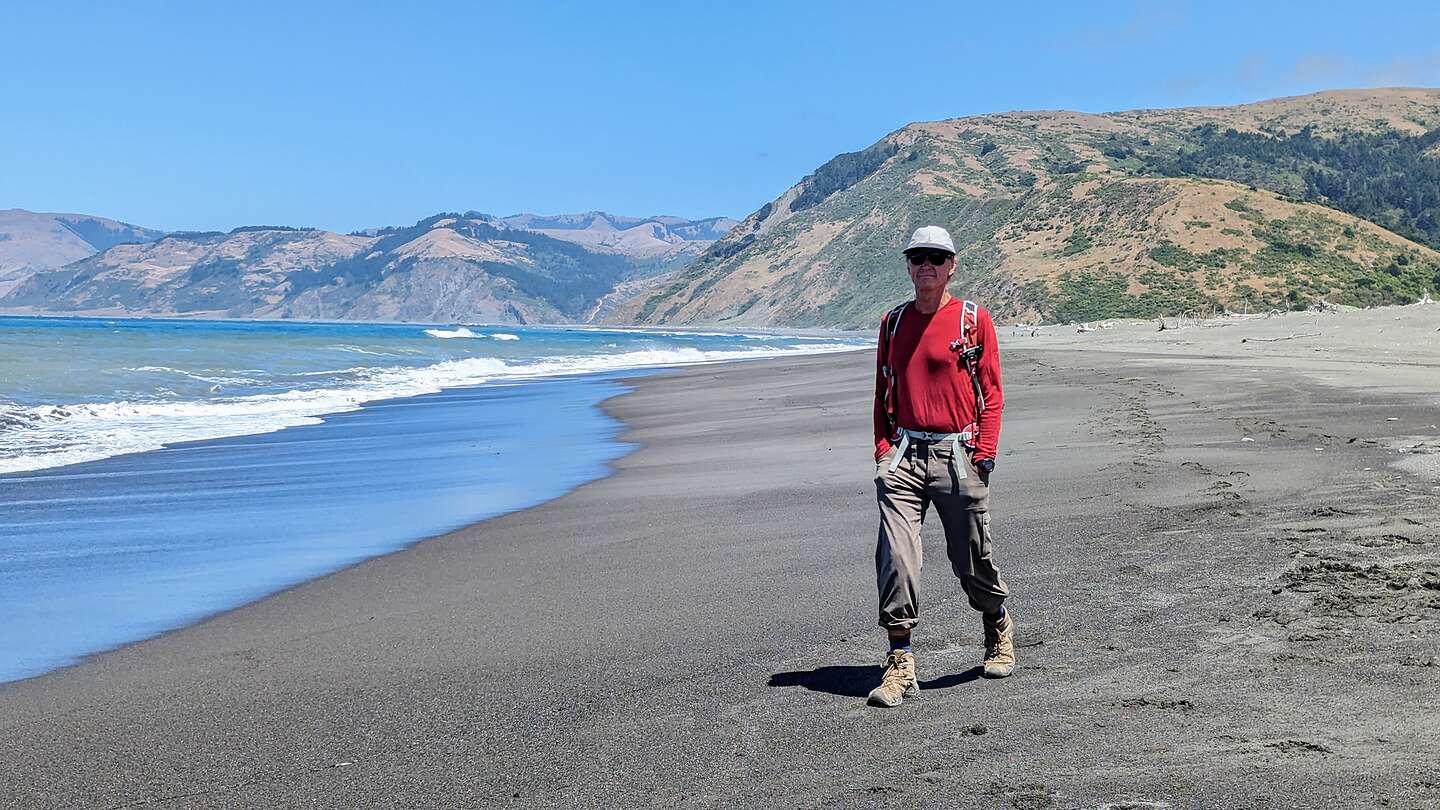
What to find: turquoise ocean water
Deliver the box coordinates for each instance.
[0,316,868,683]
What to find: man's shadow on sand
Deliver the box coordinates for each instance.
[768,664,983,698]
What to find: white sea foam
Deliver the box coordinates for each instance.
[424,327,478,339]
[0,342,869,475]
[563,325,775,340]
[125,366,267,386]
[424,327,519,341]
[292,366,383,377]
[329,344,396,356]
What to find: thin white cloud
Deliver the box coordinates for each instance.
[1167,50,1440,99]
[1072,1,1193,49]
[1365,51,1440,85]
[1285,54,1354,85]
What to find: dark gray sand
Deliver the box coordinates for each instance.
[3,316,1439,808]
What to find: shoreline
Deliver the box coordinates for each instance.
[0,372,640,685]
[2,314,1438,806]
[1,345,874,686]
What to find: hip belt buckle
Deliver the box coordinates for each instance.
[890,428,975,472]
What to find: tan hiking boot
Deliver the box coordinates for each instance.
[983,611,1016,678]
[867,649,919,707]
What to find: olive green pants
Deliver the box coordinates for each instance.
[875,438,1008,631]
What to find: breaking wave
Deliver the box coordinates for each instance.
[424,327,478,339]
[424,327,522,341]
[0,342,866,475]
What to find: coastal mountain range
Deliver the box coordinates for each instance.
[488,212,737,257]
[0,212,735,324]
[6,88,1440,326]
[0,209,164,297]
[622,88,1440,327]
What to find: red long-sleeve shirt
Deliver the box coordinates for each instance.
[873,297,1004,462]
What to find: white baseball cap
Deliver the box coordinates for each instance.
[903,225,956,254]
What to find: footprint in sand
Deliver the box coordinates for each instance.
[1265,739,1333,754]
[1118,696,1195,712]
[1354,534,1421,548]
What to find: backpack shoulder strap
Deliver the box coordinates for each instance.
[880,301,909,364]
[957,299,985,420]
[885,302,909,344]
[960,299,979,346]
[879,302,911,436]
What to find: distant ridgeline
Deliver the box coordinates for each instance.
[620,88,1440,328]
[282,214,636,321]
[0,211,736,324]
[0,210,165,297]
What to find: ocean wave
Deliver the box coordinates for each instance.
[424,327,521,341]
[291,366,385,377]
[561,325,778,340]
[424,327,477,339]
[329,344,396,356]
[124,366,267,386]
[0,342,869,476]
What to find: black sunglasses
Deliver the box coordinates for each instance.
[906,250,952,267]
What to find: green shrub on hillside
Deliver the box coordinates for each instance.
[1149,240,1243,271]
[1049,266,1219,322]
[1148,125,1440,250]
[1052,271,1128,322]
[1060,227,1093,256]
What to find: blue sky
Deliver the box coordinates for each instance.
[5,1,1439,232]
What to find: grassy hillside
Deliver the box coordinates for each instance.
[619,88,1440,328]
[0,209,163,296]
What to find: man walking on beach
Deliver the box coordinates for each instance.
[868,225,1012,708]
